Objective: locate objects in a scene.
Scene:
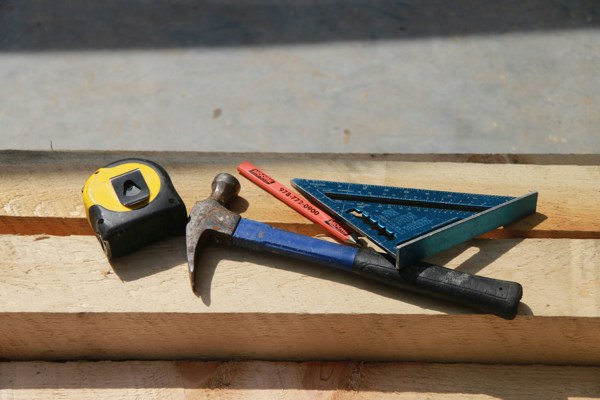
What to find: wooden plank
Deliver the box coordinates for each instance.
[0,151,599,238]
[0,152,598,363]
[2,361,600,399]
[2,235,598,317]
[1,234,598,363]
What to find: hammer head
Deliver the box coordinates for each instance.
[186,173,241,291]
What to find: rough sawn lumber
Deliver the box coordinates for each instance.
[0,151,599,238]
[0,234,598,363]
[0,151,599,364]
[2,361,600,399]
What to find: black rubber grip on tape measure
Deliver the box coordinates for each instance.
[89,201,186,258]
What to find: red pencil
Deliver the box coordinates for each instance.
[237,161,357,245]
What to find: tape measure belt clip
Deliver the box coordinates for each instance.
[110,168,151,207]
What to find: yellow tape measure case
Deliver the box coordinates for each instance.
[82,158,187,258]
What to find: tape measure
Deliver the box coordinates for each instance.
[82,158,187,258]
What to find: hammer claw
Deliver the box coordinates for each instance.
[186,201,240,291]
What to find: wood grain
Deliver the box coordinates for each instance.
[1,151,599,238]
[0,234,598,363]
[1,151,599,366]
[2,361,599,399]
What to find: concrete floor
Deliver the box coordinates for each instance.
[1,1,599,153]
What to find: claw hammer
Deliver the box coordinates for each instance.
[186,173,523,319]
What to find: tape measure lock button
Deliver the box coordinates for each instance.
[110,168,151,207]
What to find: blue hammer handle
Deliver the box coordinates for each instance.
[232,218,522,319]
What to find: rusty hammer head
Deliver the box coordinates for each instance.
[186,173,242,291]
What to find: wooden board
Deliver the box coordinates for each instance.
[2,361,600,399]
[0,151,599,364]
[0,151,599,238]
[1,234,598,363]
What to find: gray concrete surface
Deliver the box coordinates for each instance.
[1,1,599,153]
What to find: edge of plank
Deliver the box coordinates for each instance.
[2,313,600,365]
[2,150,600,165]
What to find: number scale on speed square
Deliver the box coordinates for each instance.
[291,179,538,269]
